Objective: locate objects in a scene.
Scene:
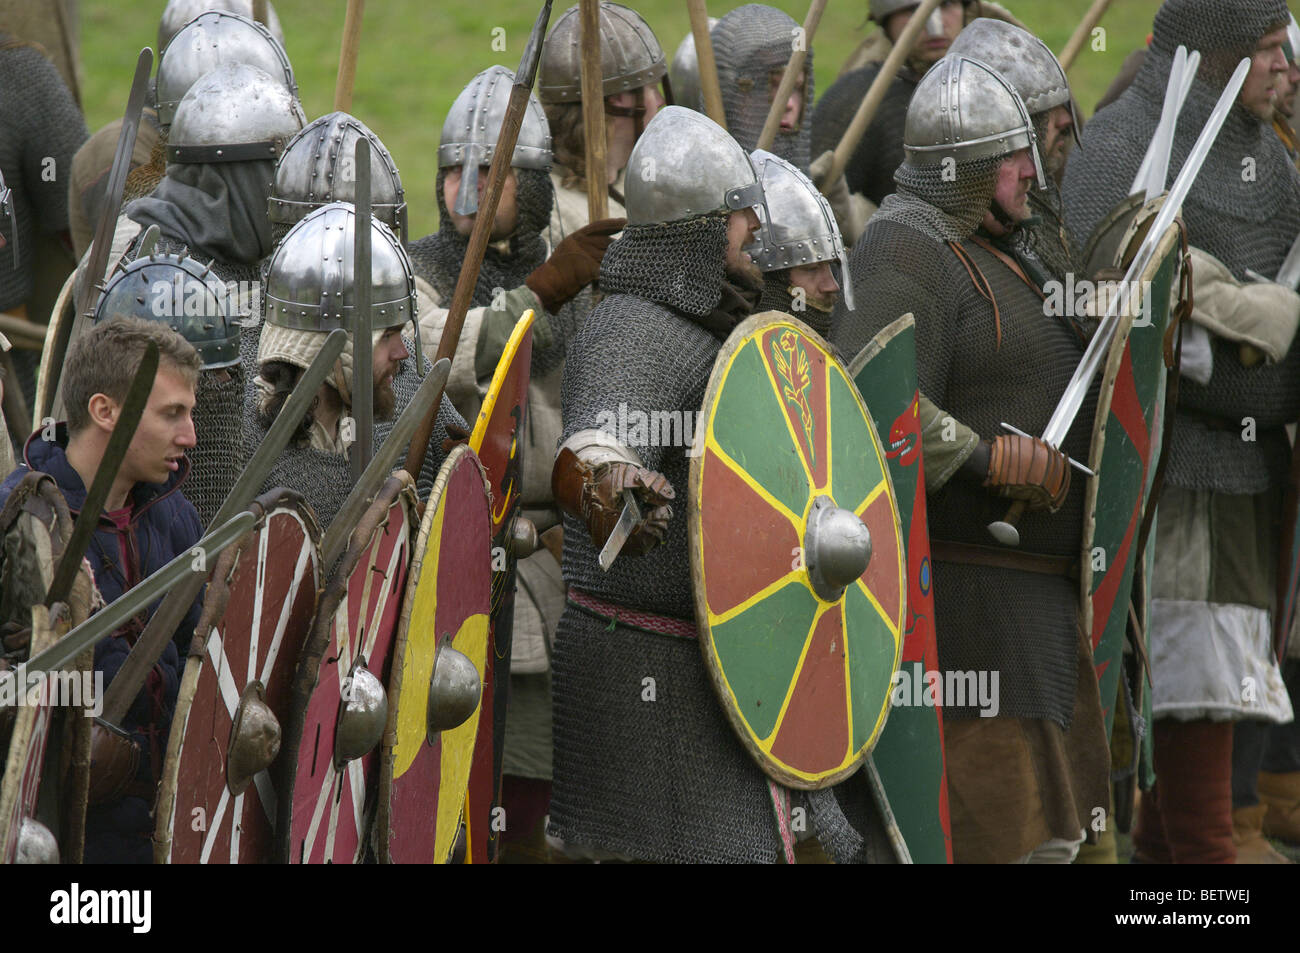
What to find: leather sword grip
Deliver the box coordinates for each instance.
[551,447,675,554]
[984,434,1071,513]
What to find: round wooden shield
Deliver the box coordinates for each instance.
[0,473,94,864]
[1080,202,1182,742]
[464,310,532,864]
[849,314,952,864]
[377,445,493,863]
[276,473,417,864]
[153,490,322,863]
[690,313,906,790]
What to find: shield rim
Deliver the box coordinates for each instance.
[1078,199,1182,740]
[274,471,417,864]
[152,490,322,864]
[376,443,493,864]
[688,311,906,791]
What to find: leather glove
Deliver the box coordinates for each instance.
[440,420,472,454]
[983,434,1071,513]
[552,448,675,557]
[525,217,626,314]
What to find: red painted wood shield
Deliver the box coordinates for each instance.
[277,473,416,864]
[154,490,322,863]
[0,608,60,863]
[377,445,493,862]
[464,313,532,863]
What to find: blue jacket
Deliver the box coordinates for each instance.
[0,427,205,863]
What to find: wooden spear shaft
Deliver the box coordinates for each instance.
[1059,0,1114,73]
[580,0,609,222]
[334,0,365,113]
[823,0,942,193]
[756,0,827,152]
[252,0,269,29]
[687,0,727,130]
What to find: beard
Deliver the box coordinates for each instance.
[725,253,763,288]
[374,375,396,420]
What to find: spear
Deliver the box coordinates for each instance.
[687,0,727,129]
[823,0,942,193]
[402,0,554,478]
[334,0,365,112]
[580,0,609,222]
[1059,0,1114,73]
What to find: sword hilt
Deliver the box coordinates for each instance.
[987,501,1026,547]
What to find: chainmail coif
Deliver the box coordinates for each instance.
[812,65,919,205]
[757,271,832,337]
[188,366,247,528]
[876,155,1005,244]
[711,4,815,171]
[598,215,728,317]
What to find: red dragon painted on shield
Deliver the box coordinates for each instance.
[885,394,932,665]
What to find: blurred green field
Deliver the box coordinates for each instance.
[79,0,1165,239]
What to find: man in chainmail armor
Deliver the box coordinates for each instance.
[948,18,1084,288]
[1063,0,1300,865]
[748,149,852,336]
[710,5,814,174]
[548,105,887,863]
[247,202,463,528]
[830,54,1109,863]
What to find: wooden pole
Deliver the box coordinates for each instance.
[1059,0,1114,73]
[334,0,366,113]
[756,0,827,152]
[252,0,269,29]
[687,0,727,130]
[823,0,942,192]
[579,0,609,222]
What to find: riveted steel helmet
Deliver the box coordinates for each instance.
[747,149,854,310]
[438,65,552,217]
[269,112,407,241]
[168,62,306,165]
[93,252,240,369]
[157,0,287,54]
[903,54,1045,188]
[1287,13,1300,63]
[262,201,417,338]
[156,11,296,129]
[949,19,1080,148]
[668,18,716,112]
[539,2,667,103]
[624,105,766,225]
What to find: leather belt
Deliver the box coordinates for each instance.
[930,539,1078,580]
[567,587,698,640]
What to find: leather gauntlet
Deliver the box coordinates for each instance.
[984,434,1071,513]
[525,218,625,313]
[87,719,141,806]
[552,447,675,557]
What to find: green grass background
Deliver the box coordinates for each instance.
[80,0,1167,239]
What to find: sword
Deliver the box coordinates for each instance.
[1274,230,1300,290]
[1130,47,1198,202]
[8,511,255,680]
[0,168,18,269]
[352,139,373,482]
[988,58,1251,547]
[45,342,158,607]
[597,489,642,571]
[101,329,348,725]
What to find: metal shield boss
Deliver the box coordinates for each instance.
[689,313,906,789]
[153,490,322,863]
[377,445,493,863]
[277,475,418,864]
[848,315,952,864]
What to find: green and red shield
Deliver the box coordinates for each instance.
[154,490,322,863]
[377,445,493,863]
[463,310,532,863]
[277,474,417,864]
[690,313,906,790]
[1080,199,1183,749]
[848,314,952,864]
[1275,444,1300,662]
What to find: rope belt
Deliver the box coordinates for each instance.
[567,587,698,640]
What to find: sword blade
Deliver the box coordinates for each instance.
[352,139,373,481]
[598,489,641,571]
[1275,229,1300,290]
[1041,57,1250,449]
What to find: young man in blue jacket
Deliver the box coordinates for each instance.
[0,317,204,862]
